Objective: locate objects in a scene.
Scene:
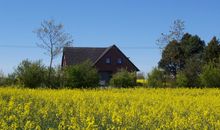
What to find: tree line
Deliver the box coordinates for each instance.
[148,20,220,88]
[0,60,94,88]
[0,60,136,88]
[1,19,220,88]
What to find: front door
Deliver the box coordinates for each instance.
[99,71,112,85]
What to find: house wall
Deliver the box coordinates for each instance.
[95,46,138,73]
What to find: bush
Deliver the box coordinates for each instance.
[178,58,202,87]
[5,73,17,86]
[199,62,220,87]
[110,69,136,88]
[15,59,47,88]
[147,67,166,88]
[45,66,63,89]
[0,71,6,86]
[63,61,99,88]
[0,77,6,86]
[176,72,188,87]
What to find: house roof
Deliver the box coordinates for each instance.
[62,45,139,71]
[63,46,108,65]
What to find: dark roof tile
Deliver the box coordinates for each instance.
[63,47,107,65]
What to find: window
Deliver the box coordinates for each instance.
[106,58,111,64]
[117,58,122,64]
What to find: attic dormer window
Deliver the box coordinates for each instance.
[117,58,122,64]
[106,58,111,64]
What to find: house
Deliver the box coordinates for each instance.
[61,45,139,85]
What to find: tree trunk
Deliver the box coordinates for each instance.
[48,56,53,87]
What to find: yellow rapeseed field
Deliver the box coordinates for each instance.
[0,87,220,129]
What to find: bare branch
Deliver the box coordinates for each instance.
[156,19,185,51]
[34,19,73,73]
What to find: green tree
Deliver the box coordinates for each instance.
[147,67,166,88]
[159,33,205,81]
[159,40,184,78]
[63,61,99,88]
[110,69,136,88]
[176,58,202,87]
[176,34,205,87]
[176,72,188,87]
[0,70,6,86]
[200,62,220,87]
[5,73,17,86]
[180,33,205,59]
[204,36,220,63]
[15,60,47,88]
[45,66,63,88]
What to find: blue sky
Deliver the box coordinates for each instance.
[0,0,220,74]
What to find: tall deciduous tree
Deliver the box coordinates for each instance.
[159,40,183,78]
[156,19,185,50]
[159,33,205,79]
[34,19,73,86]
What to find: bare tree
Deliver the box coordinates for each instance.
[34,19,73,85]
[156,19,185,51]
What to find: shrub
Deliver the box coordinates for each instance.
[14,59,47,88]
[63,60,99,88]
[147,67,166,88]
[0,77,6,86]
[45,66,63,89]
[199,62,220,87]
[175,58,202,87]
[176,72,188,87]
[5,73,17,86]
[0,71,6,86]
[110,69,136,88]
